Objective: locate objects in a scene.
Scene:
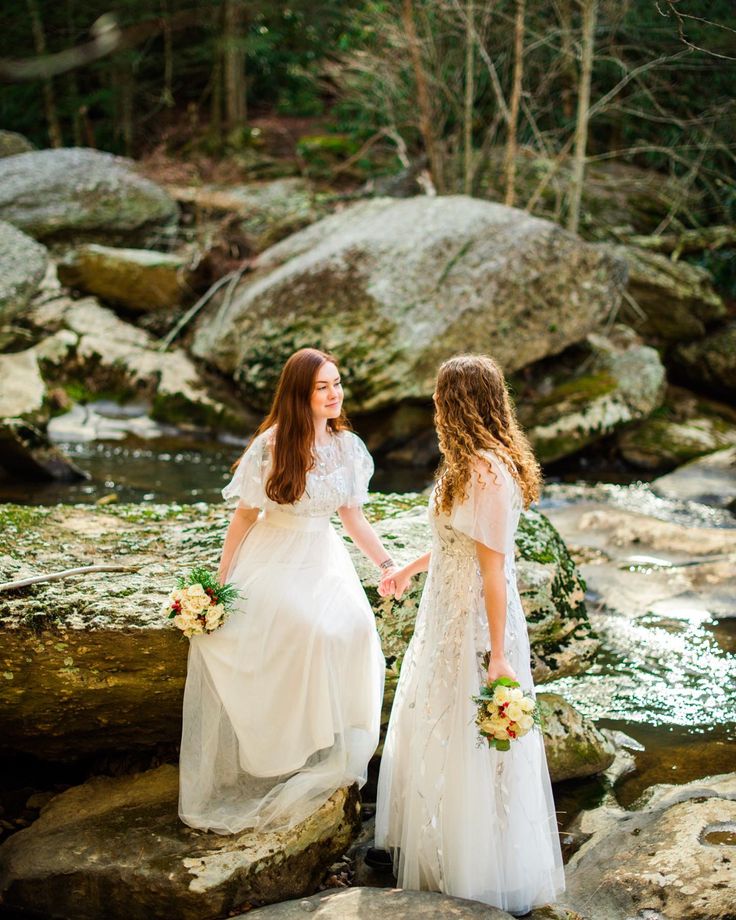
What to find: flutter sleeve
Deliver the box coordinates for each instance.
[341,431,375,508]
[221,431,269,509]
[449,451,515,555]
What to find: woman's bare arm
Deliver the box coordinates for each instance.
[476,541,516,682]
[218,506,259,581]
[338,505,395,569]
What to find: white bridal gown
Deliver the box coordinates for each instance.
[179,427,385,834]
[375,449,565,914]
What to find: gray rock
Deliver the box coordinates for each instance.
[246,888,584,919]
[521,326,666,463]
[482,151,706,240]
[536,692,615,782]
[0,221,48,346]
[0,497,595,760]
[653,446,736,510]
[612,244,725,342]
[169,177,330,254]
[191,195,625,413]
[0,130,34,158]
[0,419,89,482]
[0,766,361,920]
[0,348,46,422]
[564,772,736,920]
[58,244,194,311]
[671,321,736,399]
[0,147,178,244]
[32,296,244,432]
[246,887,515,918]
[618,397,736,470]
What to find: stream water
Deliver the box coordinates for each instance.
[2,411,734,838]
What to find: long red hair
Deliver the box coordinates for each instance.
[232,348,351,505]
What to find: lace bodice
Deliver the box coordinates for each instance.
[222,427,374,517]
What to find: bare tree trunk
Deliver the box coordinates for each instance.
[463,0,474,194]
[557,0,576,120]
[161,0,174,106]
[26,0,63,147]
[223,0,246,131]
[402,0,444,193]
[503,0,525,206]
[210,23,223,142]
[567,0,597,234]
[120,59,134,156]
[66,0,83,145]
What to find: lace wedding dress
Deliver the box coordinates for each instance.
[375,450,565,914]
[179,427,385,834]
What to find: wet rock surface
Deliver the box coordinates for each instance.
[536,693,615,782]
[564,772,736,920]
[0,766,361,920]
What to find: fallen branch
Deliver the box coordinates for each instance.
[157,265,250,353]
[0,564,140,592]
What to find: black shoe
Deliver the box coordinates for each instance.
[364,846,393,871]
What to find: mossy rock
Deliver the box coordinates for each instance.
[0,766,361,920]
[0,494,595,761]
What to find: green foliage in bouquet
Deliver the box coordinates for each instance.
[174,566,240,610]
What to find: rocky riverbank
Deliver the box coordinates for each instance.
[1,143,734,487]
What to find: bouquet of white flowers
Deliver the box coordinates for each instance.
[472,673,539,752]
[163,567,240,637]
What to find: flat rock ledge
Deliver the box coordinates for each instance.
[564,772,736,920]
[0,496,598,762]
[244,887,585,919]
[0,765,361,920]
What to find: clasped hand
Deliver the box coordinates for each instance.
[377,565,412,599]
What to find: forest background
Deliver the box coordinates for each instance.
[1,0,734,297]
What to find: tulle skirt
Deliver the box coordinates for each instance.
[375,556,565,914]
[179,508,385,834]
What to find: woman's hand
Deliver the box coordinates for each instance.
[380,565,413,600]
[487,654,517,684]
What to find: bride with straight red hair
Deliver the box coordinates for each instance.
[179,348,393,834]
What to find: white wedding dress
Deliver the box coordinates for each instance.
[375,449,565,914]
[179,427,385,834]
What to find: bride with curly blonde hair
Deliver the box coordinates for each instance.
[374,354,564,915]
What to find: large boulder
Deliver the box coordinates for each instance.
[0,130,34,158]
[191,196,626,412]
[612,244,725,342]
[618,388,736,470]
[670,321,736,400]
[519,326,666,463]
[169,177,330,254]
[0,147,178,244]
[481,150,706,240]
[58,244,195,312]
[0,766,361,920]
[564,772,736,920]
[0,220,48,347]
[0,496,596,760]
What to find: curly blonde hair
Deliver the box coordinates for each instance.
[433,354,541,513]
